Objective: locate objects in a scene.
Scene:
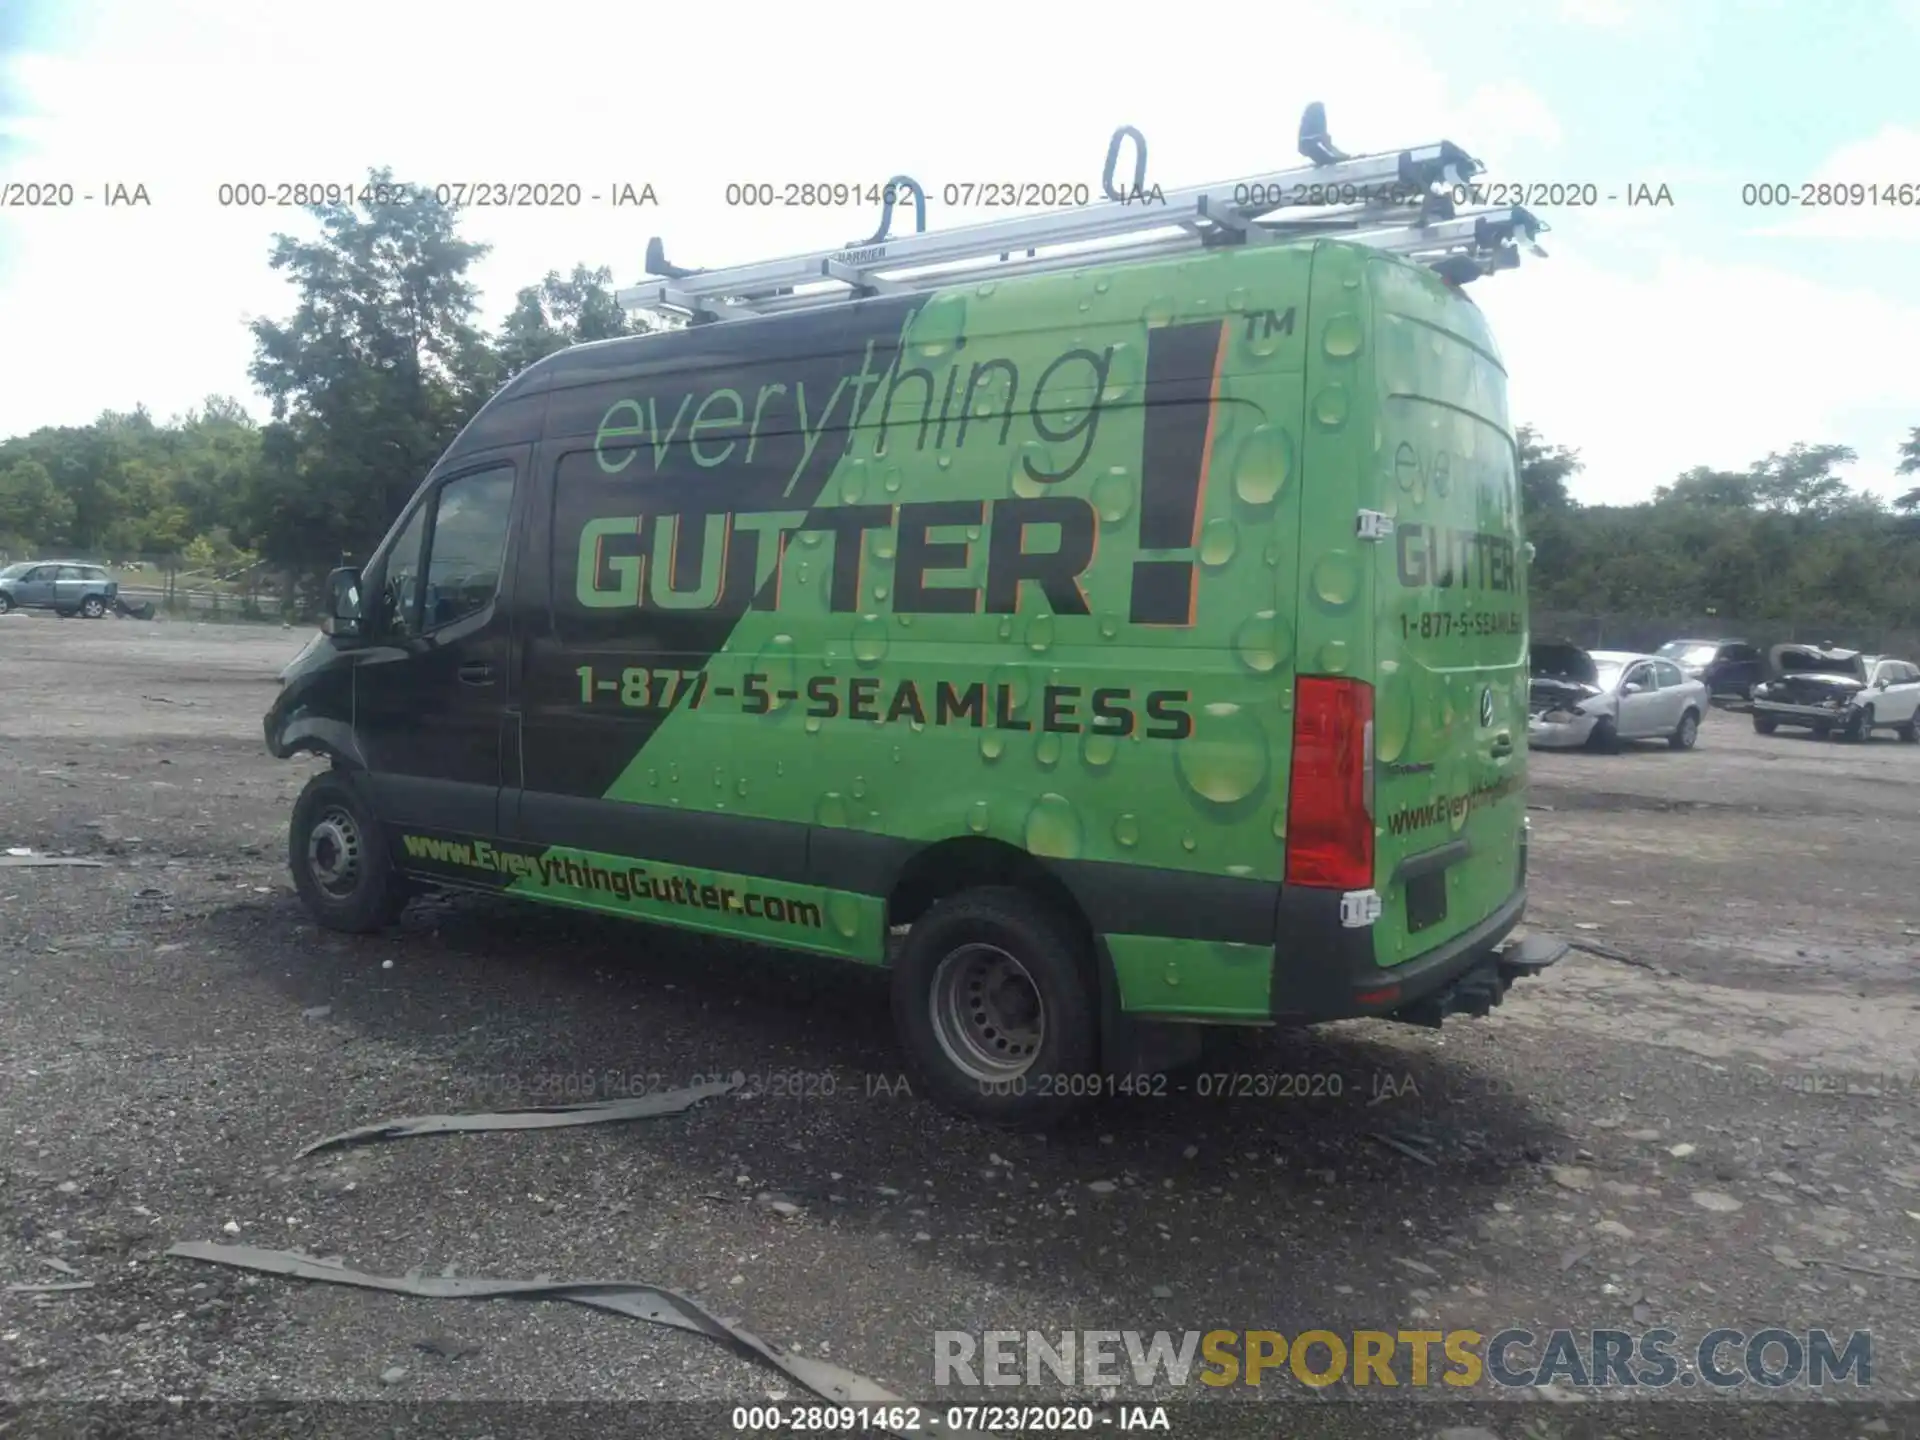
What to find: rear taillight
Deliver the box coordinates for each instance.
[1284,676,1375,891]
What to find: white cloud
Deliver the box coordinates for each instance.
[1558,0,1634,25]
[2,0,1913,512]
[1478,248,1920,503]
[1744,126,1920,241]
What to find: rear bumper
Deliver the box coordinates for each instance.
[1270,882,1563,1025]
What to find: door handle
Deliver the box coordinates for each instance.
[1490,731,1513,758]
[458,662,495,685]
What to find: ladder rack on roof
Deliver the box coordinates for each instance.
[617,103,1550,326]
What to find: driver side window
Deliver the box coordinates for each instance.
[376,464,515,640]
[1623,664,1651,691]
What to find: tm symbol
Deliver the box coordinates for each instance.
[1241,306,1296,343]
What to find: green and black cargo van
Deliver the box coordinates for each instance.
[266,218,1565,1125]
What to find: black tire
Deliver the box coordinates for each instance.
[80,595,106,619]
[1669,708,1700,751]
[1897,721,1919,744]
[1752,712,1777,734]
[288,769,408,933]
[0,593,11,615]
[890,886,1100,1130]
[1841,707,1871,743]
[1812,723,1831,740]
[1586,716,1620,754]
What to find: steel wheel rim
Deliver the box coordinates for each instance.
[82,598,103,617]
[929,942,1045,1082]
[1680,714,1697,745]
[306,806,363,898]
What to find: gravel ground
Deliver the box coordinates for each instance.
[1,614,1915,1436]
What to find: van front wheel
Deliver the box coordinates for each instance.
[289,770,408,933]
[891,887,1099,1130]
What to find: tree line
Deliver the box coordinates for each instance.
[1,165,1916,631]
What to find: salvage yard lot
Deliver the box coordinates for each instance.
[2,617,1917,1422]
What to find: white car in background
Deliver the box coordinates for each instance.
[1528,643,1710,753]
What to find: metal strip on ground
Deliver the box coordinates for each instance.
[166,1243,989,1438]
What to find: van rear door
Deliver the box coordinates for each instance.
[1364,255,1529,967]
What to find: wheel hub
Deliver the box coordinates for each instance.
[929,943,1045,1082]
[306,808,363,897]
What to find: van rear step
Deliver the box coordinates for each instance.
[1391,931,1567,1029]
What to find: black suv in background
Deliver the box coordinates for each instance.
[1656,639,1764,701]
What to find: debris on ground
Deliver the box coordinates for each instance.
[166,1241,988,1434]
[292,1074,747,1159]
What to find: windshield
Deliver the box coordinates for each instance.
[1658,642,1717,664]
[0,562,32,579]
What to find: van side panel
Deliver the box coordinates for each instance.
[1365,253,1528,965]
[507,247,1315,1010]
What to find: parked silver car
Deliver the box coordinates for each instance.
[1528,642,1710,752]
[0,561,120,618]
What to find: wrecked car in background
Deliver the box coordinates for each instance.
[1751,645,1920,742]
[1656,638,1764,702]
[1528,642,1710,753]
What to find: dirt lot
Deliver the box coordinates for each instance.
[1,615,1915,1433]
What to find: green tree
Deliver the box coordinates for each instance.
[0,458,76,547]
[1516,424,1581,515]
[495,263,655,381]
[1896,426,1920,511]
[242,166,493,579]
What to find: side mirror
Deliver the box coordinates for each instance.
[1875,677,1890,690]
[320,566,365,640]
[1622,681,1646,695]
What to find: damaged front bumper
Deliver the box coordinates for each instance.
[1752,699,1855,722]
[1528,713,1601,748]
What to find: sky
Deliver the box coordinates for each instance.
[0,0,1917,507]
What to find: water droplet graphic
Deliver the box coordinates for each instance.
[1226,864,1254,878]
[996,617,1013,641]
[736,777,750,797]
[1311,551,1361,610]
[1227,287,1249,312]
[839,459,868,504]
[1094,277,1110,294]
[798,528,824,548]
[1313,386,1350,429]
[1098,613,1121,640]
[868,526,896,561]
[1232,425,1292,507]
[975,281,997,298]
[1263,541,1283,567]
[1232,609,1293,675]
[937,455,953,471]
[881,463,903,495]
[1175,701,1270,807]
[1113,812,1140,847]
[872,584,889,603]
[1271,810,1286,840]
[1025,794,1083,859]
[965,525,981,541]
[753,633,800,710]
[1026,613,1055,653]
[1092,467,1135,523]
[1375,664,1413,764]
[1101,342,1140,402]
[668,764,680,785]
[1035,731,1061,769]
[804,716,822,735]
[1317,639,1350,673]
[1010,441,1052,499]
[850,776,867,800]
[967,800,991,834]
[1143,295,1177,329]
[816,792,849,827]
[1321,313,1363,359]
[1181,832,1198,853]
[646,768,658,788]
[1199,518,1237,569]
[1081,729,1118,770]
[979,732,1004,762]
[915,292,967,358]
[827,893,862,940]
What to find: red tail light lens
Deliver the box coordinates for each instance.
[1284,676,1375,890]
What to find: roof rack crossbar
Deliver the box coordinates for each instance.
[618,105,1546,324]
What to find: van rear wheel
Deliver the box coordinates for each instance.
[890,886,1099,1130]
[289,770,408,933]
